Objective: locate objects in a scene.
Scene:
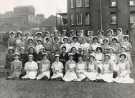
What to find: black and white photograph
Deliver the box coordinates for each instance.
[0,0,135,98]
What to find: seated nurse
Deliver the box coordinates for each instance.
[36,52,51,80]
[63,53,77,82]
[51,54,64,80]
[101,55,113,83]
[114,54,134,84]
[84,55,98,81]
[76,55,87,81]
[22,54,38,80]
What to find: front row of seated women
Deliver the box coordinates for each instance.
[7,52,134,84]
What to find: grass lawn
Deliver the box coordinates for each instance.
[0,79,135,98]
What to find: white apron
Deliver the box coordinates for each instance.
[114,61,134,83]
[85,62,97,81]
[22,61,38,79]
[37,60,50,80]
[101,63,113,83]
[51,62,63,79]
[63,63,77,82]
[76,62,87,81]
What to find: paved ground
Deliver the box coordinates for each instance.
[1,44,135,98]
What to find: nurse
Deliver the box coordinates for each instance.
[7,52,22,79]
[95,47,104,64]
[91,37,101,51]
[51,54,64,80]
[114,54,134,83]
[71,37,80,50]
[101,55,113,83]
[5,47,15,76]
[36,53,51,80]
[22,54,38,80]
[60,37,71,52]
[63,53,77,82]
[85,55,98,81]
[35,39,44,54]
[76,55,87,81]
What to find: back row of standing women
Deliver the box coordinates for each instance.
[6,28,134,83]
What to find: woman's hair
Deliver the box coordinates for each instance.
[104,54,110,59]
[120,54,126,58]
[61,46,66,50]
[28,47,36,53]
[112,38,118,43]
[96,47,103,52]
[88,55,95,60]
[92,37,98,42]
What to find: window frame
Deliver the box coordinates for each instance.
[76,13,83,26]
[70,0,74,8]
[84,13,91,26]
[76,0,83,8]
[70,14,74,26]
[110,13,117,25]
[130,13,135,24]
[84,0,90,7]
[129,0,135,7]
[110,0,117,8]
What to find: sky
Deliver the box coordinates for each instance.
[0,0,67,18]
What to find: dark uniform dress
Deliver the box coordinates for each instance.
[59,52,69,74]
[36,52,44,61]
[20,53,28,68]
[5,54,14,76]
[8,60,22,79]
[72,53,80,63]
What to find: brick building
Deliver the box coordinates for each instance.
[67,0,135,33]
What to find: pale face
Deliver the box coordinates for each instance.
[55,56,59,62]
[14,55,19,60]
[43,55,47,60]
[120,55,126,61]
[8,49,14,54]
[69,55,73,60]
[117,30,122,35]
[93,38,98,43]
[123,37,128,41]
[112,39,117,43]
[96,48,102,53]
[89,56,95,62]
[37,40,42,45]
[103,39,108,44]
[107,31,112,36]
[104,55,110,62]
[63,38,68,43]
[20,48,25,54]
[72,47,77,53]
[78,56,83,62]
[28,56,33,62]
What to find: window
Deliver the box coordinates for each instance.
[85,13,90,25]
[130,14,135,24]
[84,0,90,7]
[110,0,117,7]
[76,0,82,7]
[111,14,117,24]
[129,0,135,6]
[71,0,74,8]
[70,14,74,25]
[77,13,83,25]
